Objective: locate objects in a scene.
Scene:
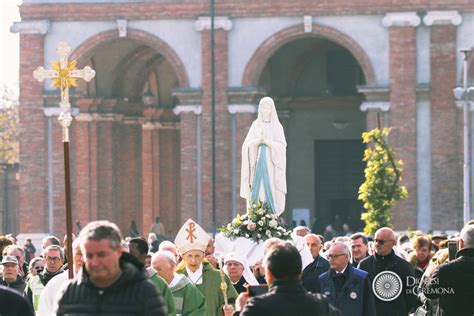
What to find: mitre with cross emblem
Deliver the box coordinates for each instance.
[175,219,210,255]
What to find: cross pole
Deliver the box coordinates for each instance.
[33,41,95,279]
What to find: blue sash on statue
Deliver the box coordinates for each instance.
[251,144,276,213]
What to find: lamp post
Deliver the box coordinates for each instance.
[453,49,473,225]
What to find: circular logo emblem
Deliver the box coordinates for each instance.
[372,271,403,301]
[350,292,358,300]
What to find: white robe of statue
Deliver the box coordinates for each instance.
[240,97,287,215]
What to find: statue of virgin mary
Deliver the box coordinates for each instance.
[240,97,287,215]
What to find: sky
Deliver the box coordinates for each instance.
[0,0,21,90]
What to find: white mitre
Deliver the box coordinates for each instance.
[174,219,210,254]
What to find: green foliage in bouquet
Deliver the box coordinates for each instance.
[219,201,292,242]
[358,128,408,236]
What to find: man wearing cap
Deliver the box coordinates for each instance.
[152,250,206,316]
[0,255,26,294]
[223,253,259,294]
[319,242,375,316]
[175,219,238,316]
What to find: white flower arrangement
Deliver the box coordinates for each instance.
[219,201,292,242]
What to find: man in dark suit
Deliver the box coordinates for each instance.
[302,234,329,293]
[234,243,340,316]
[319,242,376,316]
[349,233,369,267]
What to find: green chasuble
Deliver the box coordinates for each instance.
[147,267,177,316]
[176,261,238,316]
[170,274,206,316]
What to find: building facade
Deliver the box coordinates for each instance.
[10,0,474,238]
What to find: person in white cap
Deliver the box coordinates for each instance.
[223,253,259,294]
[0,255,26,294]
[175,219,237,316]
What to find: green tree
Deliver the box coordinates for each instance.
[0,84,19,171]
[358,128,408,236]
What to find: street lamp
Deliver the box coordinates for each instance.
[142,88,155,106]
[453,49,473,225]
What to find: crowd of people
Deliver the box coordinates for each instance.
[0,218,473,316]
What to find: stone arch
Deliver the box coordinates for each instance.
[242,24,376,87]
[70,28,190,88]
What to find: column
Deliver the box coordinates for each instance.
[416,88,432,232]
[73,112,93,232]
[157,121,181,236]
[173,105,202,225]
[382,12,420,229]
[117,116,143,235]
[96,113,122,222]
[141,120,158,236]
[423,11,463,229]
[195,16,233,231]
[11,20,49,233]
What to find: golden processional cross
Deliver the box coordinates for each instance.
[33,41,95,279]
[33,41,95,141]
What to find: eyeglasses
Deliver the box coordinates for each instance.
[374,239,393,245]
[327,253,346,260]
[46,256,61,263]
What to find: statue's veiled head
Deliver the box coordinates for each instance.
[258,97,275,123]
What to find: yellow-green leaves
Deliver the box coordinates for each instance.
[358,128,408,236]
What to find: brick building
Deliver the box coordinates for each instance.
[9,0,474,239]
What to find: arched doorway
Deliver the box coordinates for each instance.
[256,37,367,235]
[70,34,183,237]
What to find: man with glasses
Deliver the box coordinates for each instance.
[24,245,65,312]
[319,242,375,316]
[358,227,417,316]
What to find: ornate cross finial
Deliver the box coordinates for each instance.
[33,41,95,142]
[186,222,197,243]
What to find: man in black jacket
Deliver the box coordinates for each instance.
[234,243,340,316]
[55,220,167,316]
[421,224,474,316]
[358,227,417,316]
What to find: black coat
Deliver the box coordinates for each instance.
[0,275,26,294]
[238,279,341,316]
[422,247,474,316]
[358,250,418,316]
[302,256,329,293]
[56,253,167,316]
[0,285,34,316]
